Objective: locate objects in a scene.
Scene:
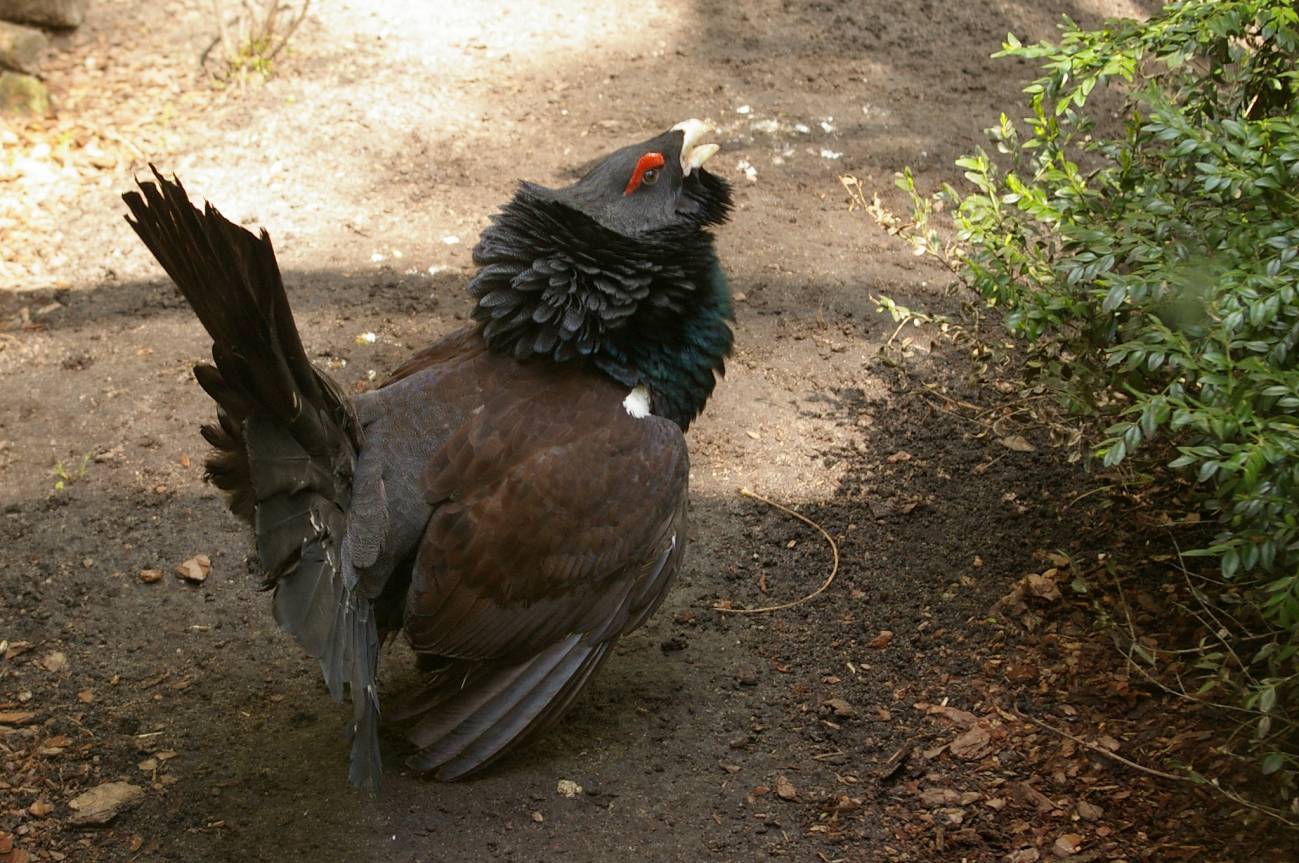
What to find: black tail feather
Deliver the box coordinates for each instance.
[123,168,382,790]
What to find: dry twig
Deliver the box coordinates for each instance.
[714,487,839,615]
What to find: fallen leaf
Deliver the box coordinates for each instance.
[1006,850,1040,863]
[1053,833,1084,857]
[174,554,211,584]
[138,569,163,584]
[774,775,797,801]
[920,787,959,806]
[867,630,893,649]
[77,689,94,704]
[27,801,53,818]
[887,451,913,463]
[1076,800,1103,821]
[38,651,67,673]
[925,704,978,726]
[0,711,37,726]
[999,435,1036,453]
[3,640,33,660]
[823,698,857,719]
[67,782,144,826]
[1024,572,1061,601]
[950,724,992,760]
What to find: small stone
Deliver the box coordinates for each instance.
[138,568,163,583]
[556,779,582,798]
[0,0,89,29]
[530,810,544,823]
[0,21,47,75]
[867,630,893,649]
[773,775,797,801]
[174,554,211,584]
[0,71,49,115]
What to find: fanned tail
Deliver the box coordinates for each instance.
[123,168,381,790]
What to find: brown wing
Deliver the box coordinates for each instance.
[396,366,688,779]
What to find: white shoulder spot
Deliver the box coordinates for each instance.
[622,385,651,419]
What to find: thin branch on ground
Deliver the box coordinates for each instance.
[1014,707,1185,782]
[714,487,839,615]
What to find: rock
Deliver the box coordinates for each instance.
[174,554,211,584]
[0,70,48,114]
[0,20,45,74]
[556,779,582,798]
[66,782,144,826]
[0,0,88,29]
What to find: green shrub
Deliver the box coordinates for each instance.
[906,0,1299,789]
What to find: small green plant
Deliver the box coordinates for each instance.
[894,0,1299,807]
[51,452,92,493]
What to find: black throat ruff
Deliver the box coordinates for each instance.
[468,185,734,430]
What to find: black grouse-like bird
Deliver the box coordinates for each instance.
[122,120,733,788]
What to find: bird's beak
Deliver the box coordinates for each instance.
[672,119,720,176]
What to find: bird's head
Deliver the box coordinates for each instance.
[525,119,731,237]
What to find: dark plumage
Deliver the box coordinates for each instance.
[121,120,733,789]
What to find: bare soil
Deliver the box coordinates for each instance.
[2,1,1297,861]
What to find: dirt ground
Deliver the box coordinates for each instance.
[3,1,1298,861]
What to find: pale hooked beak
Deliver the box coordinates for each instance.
[672,118,720,176]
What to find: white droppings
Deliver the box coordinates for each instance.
[819,148,843,160]
[736,104,752,115]
[793,123,811,134]
[370,252,385,262]
[356,332,377,345]
[820,118,836,133]
[736,159,758,182]
[441,235,460,245]
[749,118,779,135]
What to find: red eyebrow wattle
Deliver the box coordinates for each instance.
[624,152,666,196]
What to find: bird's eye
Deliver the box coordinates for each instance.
[624,151,666,196]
